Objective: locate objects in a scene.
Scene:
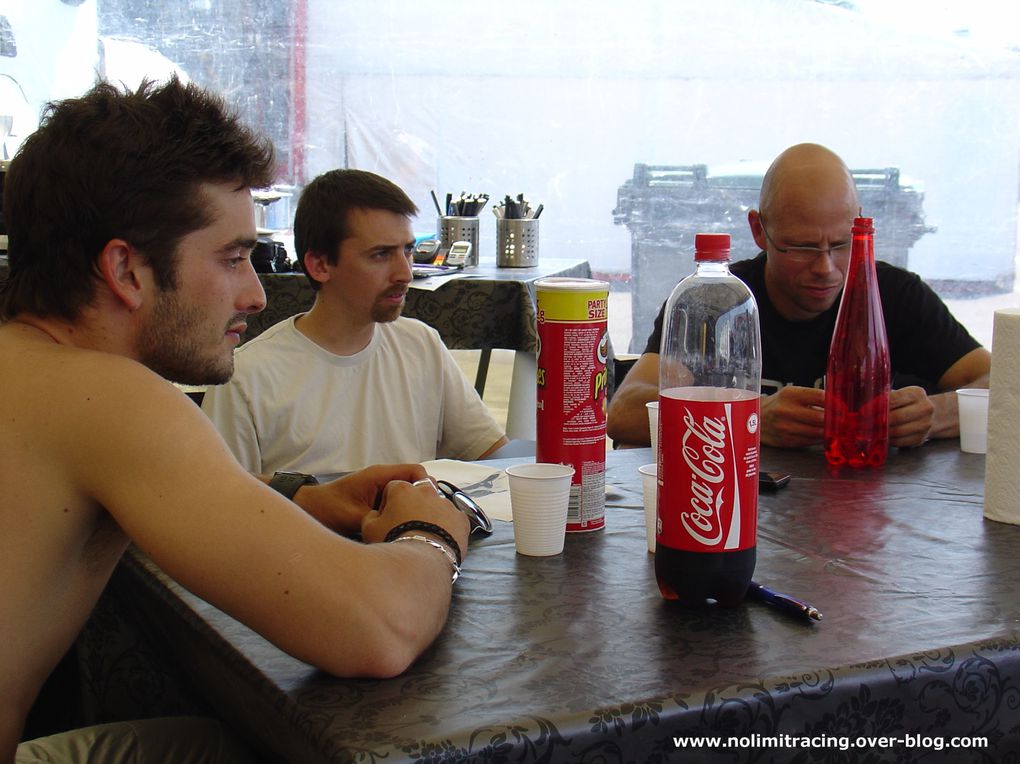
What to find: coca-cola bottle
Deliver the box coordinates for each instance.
[824,215,890,469]
[655,233,762,607]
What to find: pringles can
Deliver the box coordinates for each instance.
[535,277,610,532]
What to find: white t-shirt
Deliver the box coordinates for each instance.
[201,315,505,475]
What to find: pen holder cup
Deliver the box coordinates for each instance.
[496,218,539,268]
[439,216,480,267]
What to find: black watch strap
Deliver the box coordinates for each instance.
[269,471,319,500]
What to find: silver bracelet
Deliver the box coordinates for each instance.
[389,534,461,584]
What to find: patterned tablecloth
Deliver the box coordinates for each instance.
[247,258,592,353]
[77,441,1020,762]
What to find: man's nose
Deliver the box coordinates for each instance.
[242,262,267,314]
[810,250,838,275]
[394,253,413,282]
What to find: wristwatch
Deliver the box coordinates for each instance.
[268,471,319,500]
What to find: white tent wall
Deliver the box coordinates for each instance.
[301,0,1020,291]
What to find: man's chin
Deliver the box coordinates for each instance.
[795,289,840,316]
[371,305,404,324]
[155,358,235,387]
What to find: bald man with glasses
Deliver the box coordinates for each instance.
[607,143,990,449]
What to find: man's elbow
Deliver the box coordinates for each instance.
[477,435,509,460]
[352,638,423,679]
[607,400,650,446]
[317,616,443,680]
[606,410,628,444]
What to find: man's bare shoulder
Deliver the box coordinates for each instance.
[0,322,187,425]
[0,322,233,497]
[0,323,197,730]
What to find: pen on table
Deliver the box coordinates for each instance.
[746,581,822,622]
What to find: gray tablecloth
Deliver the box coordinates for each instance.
[77,441,1020,762]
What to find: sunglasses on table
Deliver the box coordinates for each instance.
[436,479,493,536]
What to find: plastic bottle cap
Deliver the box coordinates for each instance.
[694,232,731,261]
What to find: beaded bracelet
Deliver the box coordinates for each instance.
[384,521,463,567]
[389,535,461,584]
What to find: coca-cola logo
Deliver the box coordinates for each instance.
[679,407,730,546]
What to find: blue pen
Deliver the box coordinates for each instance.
[746,581,822,622]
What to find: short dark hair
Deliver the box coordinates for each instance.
[1,77,275,321]
[293,169,418,289]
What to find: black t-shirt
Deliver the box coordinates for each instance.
[643,252,980,396]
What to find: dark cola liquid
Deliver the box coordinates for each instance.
[654,545,756,608]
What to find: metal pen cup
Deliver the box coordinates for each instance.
[439,216,480,267]
[496,218,539,267]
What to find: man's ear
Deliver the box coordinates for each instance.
[96,239,147,311]
[302,250,332,284]
[748,209,767,252]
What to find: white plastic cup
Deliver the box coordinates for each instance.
[957,388,990,454]
[504,463,575,556]
[646,400,660,456]
[638,463,657,553]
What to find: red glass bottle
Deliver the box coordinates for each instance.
[823,215,891,469]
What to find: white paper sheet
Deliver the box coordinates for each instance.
[422,459,513,522]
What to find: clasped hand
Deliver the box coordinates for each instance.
[294,464,470,551]
[760,385,934,449]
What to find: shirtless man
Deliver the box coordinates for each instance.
[1,79,468,762]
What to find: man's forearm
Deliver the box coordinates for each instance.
[607,384,657,446]
[927,390,961,440]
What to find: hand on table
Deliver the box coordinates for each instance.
[888,386,935,447]
[296,464,430,537]
[760,384,938,450]
[759,386,826,448]
[361,478,470,555]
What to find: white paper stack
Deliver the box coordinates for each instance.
[984,308,1020,525]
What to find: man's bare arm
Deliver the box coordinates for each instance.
[937,347,991,393]
[70,359,468,679]
[606,353,660,447]
[889,346,992,446]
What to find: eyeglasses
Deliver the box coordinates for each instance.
[437,479,493,535]
[759,217,851,263]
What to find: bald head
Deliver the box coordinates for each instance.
[748,144,861,321]
[759,143,859,225]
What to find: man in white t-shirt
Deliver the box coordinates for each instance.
[202,170,507,475]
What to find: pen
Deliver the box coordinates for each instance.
[746,581,822,622]
[430,189,443,217]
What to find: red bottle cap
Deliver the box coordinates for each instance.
[853,216,874,233]
[694,232,731,261]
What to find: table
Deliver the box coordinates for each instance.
[249,258,591,440]
[78,441,1020,762]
